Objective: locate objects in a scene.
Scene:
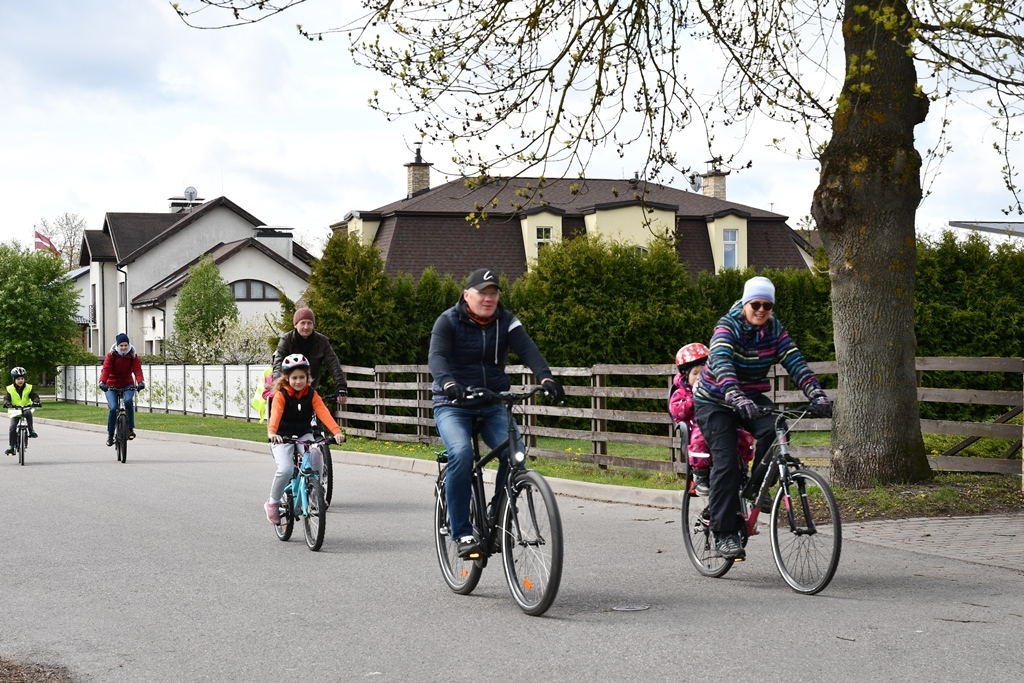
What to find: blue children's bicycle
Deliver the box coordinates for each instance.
[273,435,330,551]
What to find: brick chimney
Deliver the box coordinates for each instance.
[701,159,729,200]
[404,143,433,198]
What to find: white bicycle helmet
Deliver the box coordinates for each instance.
[10,367,26,378]
[281,354,310,372]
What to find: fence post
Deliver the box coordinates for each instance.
[374,367,386,439]
[417,367,432,443]
[523,369,537,451]
[592,369,608,469]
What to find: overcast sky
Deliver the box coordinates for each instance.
[2,0,1019,258]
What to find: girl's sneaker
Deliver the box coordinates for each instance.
[693,470,711,496]
[265,499,281,525]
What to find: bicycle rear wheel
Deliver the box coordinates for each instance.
[433,477,482,594]
[681,471,733,578]
[116,412,129,463]
[500,470,563,616]
[320,443,334,508]
[18,429,26,466]
[275,490,294,541]
[769,468,842,595]
[303,478,327,551]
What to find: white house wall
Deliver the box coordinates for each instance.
[215,246,309,305]
[127,206,260,304]
[134,246,307,353]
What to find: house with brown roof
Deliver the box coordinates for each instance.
[332,148,812,282]
[80,194,312,356]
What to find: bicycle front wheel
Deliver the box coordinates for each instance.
[303,479,327,551]
[275,490,294,541]
[18,429,26,466]
[500,470,563,616]
[116,413,129,463]
[769,468,842,595]
[681,472,734,578]
[320,444,334,508]
[433,478,482,595]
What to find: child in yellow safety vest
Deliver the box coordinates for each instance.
[5,367,40,455]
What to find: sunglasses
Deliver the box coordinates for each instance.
[748,301,774,312]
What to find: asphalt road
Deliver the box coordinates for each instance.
[1,424,1021,682]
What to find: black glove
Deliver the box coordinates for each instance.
[443,382,467,403]
[336,389,348,398]
[806,386,832,417]
[726,389,759,421]
[541,379,565,404]
[99,383,108,392]
[136,382,145,391]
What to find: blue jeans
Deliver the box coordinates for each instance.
[105,389,135,435]
[434,402,524,541]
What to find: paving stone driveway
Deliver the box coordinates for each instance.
[843,513,1023,571]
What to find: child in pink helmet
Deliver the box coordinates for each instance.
[669,343,754,495]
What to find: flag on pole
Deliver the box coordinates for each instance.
[34,231,59,256]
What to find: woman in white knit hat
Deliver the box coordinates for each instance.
[692,276,831,560]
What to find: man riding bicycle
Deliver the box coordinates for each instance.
[694,276,831,561]
[273,307,349,406]
[428,268,564,559]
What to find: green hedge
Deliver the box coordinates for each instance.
[305,230,1023,415]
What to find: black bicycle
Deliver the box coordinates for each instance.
[111,386,138,464]
[7,404,40,466]
[681,405,842,595]
[309,391,345,509]
[433,385,564,616]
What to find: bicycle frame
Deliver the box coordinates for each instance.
[280,437,328,517]
[744,408,818,538]
[450,386,544,561]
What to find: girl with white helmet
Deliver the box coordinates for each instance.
[265,354,345,525]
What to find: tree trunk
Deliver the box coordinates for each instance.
[811,0,932,487]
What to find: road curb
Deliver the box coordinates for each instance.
[36,418,682,509]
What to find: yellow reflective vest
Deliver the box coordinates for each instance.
[6,383,34,407]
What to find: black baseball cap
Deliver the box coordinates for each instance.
[466,268,501,291]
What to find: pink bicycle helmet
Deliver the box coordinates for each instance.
[281,354,310,372]
[675,343,709,371]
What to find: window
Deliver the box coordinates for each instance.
[231,280,279,301]
[536,226,553,250]
[118,281,126,307]
[723,229,738,269]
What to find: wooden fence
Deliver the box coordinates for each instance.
[335,358,1023,478]
[57,358,1023,478]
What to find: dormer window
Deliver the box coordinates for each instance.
[723,229,738,269]
[537,226,553,250]
[231,280,279,301]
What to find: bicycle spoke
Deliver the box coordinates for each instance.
[501,471,562,616]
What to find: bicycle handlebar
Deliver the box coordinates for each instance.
[758,403,832,419]
[272,435,333,446]
[463,385,551,404]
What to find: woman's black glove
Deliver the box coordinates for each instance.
[806,386,832,417]
[725,388,759,421]
[136,382,145,391]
